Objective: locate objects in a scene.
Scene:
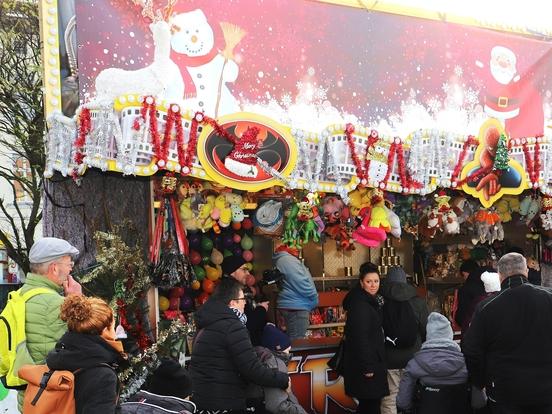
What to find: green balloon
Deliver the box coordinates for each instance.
[194,265,206,281]
[223,249,233,258]
[201,255,210,265]
[240,234,254,251]
[201,236,214,252]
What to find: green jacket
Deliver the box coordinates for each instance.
[20,273,67,364]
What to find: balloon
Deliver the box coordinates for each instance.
[159,296,170,311]
[201,254,210,265]
[242,218,253,230]
[191,280,201,290]
[169,287,185,298]
[245,262,254,271]
[169,296,180,310]
[240,234,254,250]
[232,246,243,256]
[202,279,215,293]
[194,265,206,281]
[245,274,256,287]
[232,221,242,231]
[180,295,193,310]
[222,234,234,248]
[232,234,242,244]
[223,249,233,258]
[201,236,214,252]
[210,248,224,265]
[242,250,254,262]
[189,250,202,266]
[197,292,210,305]
[189,233,201,249]
[205,264,221,281]
[212,234,222,249]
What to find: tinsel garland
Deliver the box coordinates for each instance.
[118,319,194,401]
[364,130,380,184]
[519,137,542,188]
[74,107,91,167]
[381,141,397,188]
[180,112,203,175]
[395,141,422,191]
[158,105,177,167]
[133,96,161,161]
[451,135,478,186]
[344,124,381,186]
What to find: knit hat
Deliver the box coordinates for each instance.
[147,358,192,399]
[261,323,291,352]
[224,126,261,178]
[222,255,246,276]
[386,266,407,283]
[426,312,453,341]
[481,271,501,293]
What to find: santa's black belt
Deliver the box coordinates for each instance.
[486,96,519,108]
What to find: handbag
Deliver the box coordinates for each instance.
[327,338,345,375]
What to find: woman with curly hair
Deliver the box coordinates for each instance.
[46,295,126,414]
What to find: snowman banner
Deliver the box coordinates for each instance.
[42,0,552,199]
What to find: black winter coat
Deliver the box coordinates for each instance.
[463,275,552,406]
[46,331,121,414]
[454,270,485,331]
[379,280,429,369]
[190,298,289,410]
[342,286,389,400]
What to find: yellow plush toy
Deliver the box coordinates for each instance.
[198,195,216,232]
[495,199,512,222]
[179,197,200,232]
[368,189,391,231]
[215,194,232,228]
[348,187,371,218]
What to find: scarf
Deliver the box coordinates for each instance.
[230,307,248,326]
[101,330,126,356]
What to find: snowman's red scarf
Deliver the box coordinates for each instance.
[171,48,220,98]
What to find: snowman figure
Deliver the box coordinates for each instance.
[366,145,388,183]
[169,9,241,117]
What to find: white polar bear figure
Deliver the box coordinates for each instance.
[169,9,240,117]
[94,21,184,103]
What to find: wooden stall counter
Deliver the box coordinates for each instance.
[289,335,354,414]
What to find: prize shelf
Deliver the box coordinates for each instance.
[307,290,347,331]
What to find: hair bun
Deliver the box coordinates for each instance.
[60,295,92,323]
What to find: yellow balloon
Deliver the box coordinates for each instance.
[159,296,170,311]
[191,280,201,290]
[245,262,253,271]
[205,264,221,281]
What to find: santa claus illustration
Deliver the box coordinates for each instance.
[224,126,263,178]
[477,46,544,139]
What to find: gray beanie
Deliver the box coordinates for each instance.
[426,312,453,341]
[386,266,407,283]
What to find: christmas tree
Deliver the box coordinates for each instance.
[493,134,509,171]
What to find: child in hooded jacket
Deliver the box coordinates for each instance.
[396,312,486,414]
[253,324,308,414]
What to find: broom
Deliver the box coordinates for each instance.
[215,22,246,117]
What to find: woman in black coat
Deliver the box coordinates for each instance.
[343,262,389,414]
[46,295,125,414]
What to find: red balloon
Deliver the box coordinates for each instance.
[202,279,215,294]
[232,234,242,243]
[197,292,210,305]
[242,218,253,230]
[242,250,254,262]
[190,250,202,266]
[169,287,185,298]
[169,296,180,310]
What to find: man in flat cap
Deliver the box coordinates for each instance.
[15,237,81,411]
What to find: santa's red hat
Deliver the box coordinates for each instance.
[225,126,261,177]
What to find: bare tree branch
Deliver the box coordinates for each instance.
[0,0,45,274]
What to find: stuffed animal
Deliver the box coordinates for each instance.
[179,197,200,232]
[214,194,232,228]
[519,194,541,226]
[348,187,371,218]
[226,193,246,223]
[368,189,391,231]
[198,195,216,232]
[384,205,401,238]
[352,208,387,247]
[495,199,513,222]
[443,210,460,235]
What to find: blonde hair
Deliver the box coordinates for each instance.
[60,295,114,335]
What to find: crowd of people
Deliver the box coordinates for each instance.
[4,236,552,414]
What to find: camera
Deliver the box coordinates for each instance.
[261,268,284,287]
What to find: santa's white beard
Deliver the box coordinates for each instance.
[490,64,515,85]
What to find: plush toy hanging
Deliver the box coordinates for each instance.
[150,174,195,288]
[472,208,504,245]
[321,196,354,250]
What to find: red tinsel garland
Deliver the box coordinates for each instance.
[202,114,236,144]
[381,142,397,187]
[521,137,541,188]
[344,124,366,182]
[158,106,177,167]
[74,107,92,166]
[451,135,478,185]
[133,96,162,162]
[363,130,380,181]
[395,141,423,190]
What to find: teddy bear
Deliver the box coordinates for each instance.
[225,193,246,223]
[519,194,541,226]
